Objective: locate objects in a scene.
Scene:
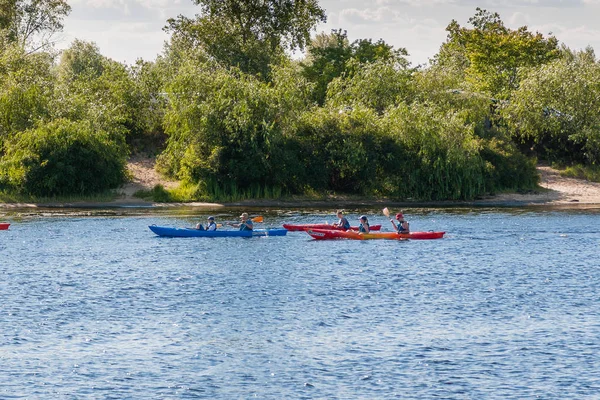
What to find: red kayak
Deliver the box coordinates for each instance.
[283,223,382,232]
[306,228,445,240]
[0,222,10,230]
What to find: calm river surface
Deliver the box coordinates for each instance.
[1,206,599,399]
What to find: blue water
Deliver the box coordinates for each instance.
[1,207,599,399]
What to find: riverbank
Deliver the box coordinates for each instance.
[2,161,600,209]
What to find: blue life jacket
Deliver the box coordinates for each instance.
[397,222,409,233]
[239,219,253,231]
[206,222,217,231]
[359,223,369,233]
[339,217,350,230]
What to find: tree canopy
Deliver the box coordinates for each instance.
[165,0,326,77]
[435,7,559,98]
[0,0,71,52]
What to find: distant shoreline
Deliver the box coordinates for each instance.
[2,166,600,211]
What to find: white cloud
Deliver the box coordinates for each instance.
[339,7,413,25]
[508,12,531,27]
[57,0,600,65]
[375,0,454,5]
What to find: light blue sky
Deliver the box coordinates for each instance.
[60,0,600,66]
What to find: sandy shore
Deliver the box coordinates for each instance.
[2,159,600,209]
[473,166,600,207]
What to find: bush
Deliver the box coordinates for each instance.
[0,119,127,196]
[291,106,387,194]
[382,103,488,200]
[480,137,539,193]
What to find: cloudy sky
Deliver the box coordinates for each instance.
[59,0,600,66]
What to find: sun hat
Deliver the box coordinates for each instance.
[240,212,249,218]
[395,213,404,220]
[359,215,367,221]
[207,216,215,220]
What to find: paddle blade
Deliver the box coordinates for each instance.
[382,207,390,218]
[252,216,264,223]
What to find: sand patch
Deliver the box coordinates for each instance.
[116,155,179,201]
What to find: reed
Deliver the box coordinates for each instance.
[0,189,117,204]
[560,164,600,183]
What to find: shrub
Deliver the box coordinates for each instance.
[0,119,127,196]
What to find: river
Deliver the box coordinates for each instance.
[1,206,599,399]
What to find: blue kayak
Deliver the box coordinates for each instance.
[149,225,287,238]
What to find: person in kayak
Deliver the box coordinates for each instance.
[205,216,217,231]
[195,216,217,231]
[230,212,253,231]
[332,210,351,230]
[358,215,370,233]
[390,213,410,233]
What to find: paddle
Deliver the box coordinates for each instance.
[216,215,263,228]
[383,207,398,231]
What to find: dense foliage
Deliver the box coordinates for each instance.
[435,8,559,99]
[0,119,126,195]
[502,48,600,165]
[0,1,597,200]
[165,0,326,78]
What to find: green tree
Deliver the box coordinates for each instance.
[502,49,600,165]
[301,29,351,105]
[351,38,408,67]
[57,39,104,80]
[165,0,326,78]
[158,59,318,196]
[159,61,279,187]
[52,40,143,148]
[291,105,387,193]
[381,103,488,200]
[435,8,559,98]
[0,43,54,147]
[302,29,409,105]
[129,58,169,152]
[327,59,413,114]
[0,0,71,51]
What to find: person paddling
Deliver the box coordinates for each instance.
[332,210,351,230]
[358,215,370,233]
[390,212,410,233]
[230,212,253,231]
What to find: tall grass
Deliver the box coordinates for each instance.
[560,164,600,182]
[0,189,117,203]
[134,182,285,202]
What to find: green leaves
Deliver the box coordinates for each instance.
[327,59,413,115]
[0,0,71,52]
[503,50,600,165]
[437,8,559,98]
[166,0,326,78]
[301,30,410,105]
[0,43,54,144]
[0,119,126,195]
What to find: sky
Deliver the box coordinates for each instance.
[59,0,600,67]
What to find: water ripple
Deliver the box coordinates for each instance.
[0,209,599,398]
